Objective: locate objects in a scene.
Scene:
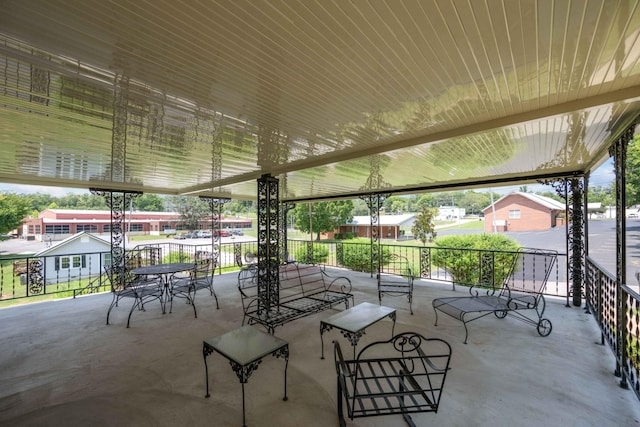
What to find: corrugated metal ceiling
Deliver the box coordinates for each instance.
[1,0,640,200]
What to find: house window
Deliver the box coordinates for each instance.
[104,253,112,267]
[28,225,34,234]
[72,256,86,268]
[77,224,98,232]
[56,256,70,270]
[103,224,111,232]
[128,224,143,232]
[35,225,40,234]
[45,225,70,234]
[508,209,521,219]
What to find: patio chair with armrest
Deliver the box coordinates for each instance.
[169,258,218,318]
[104,265,163,328]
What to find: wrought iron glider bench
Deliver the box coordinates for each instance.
[238,263,354,334]
[377,253,414,314]
[334,332,452,427]
[432,248,558,344]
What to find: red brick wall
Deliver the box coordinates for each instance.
[484,194,557,232]
[337,225,399,238]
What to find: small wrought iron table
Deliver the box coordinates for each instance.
[203,325,289,427]
[130,262,193,313]
[320,302,396,359]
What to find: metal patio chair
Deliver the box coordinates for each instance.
[169,258,218,318]
[104,265,163,327]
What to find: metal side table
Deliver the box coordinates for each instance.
[203,325,289,427]
[320,302,396,359]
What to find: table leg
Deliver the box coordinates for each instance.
[340,330,364,360]
[241,382,247,427]
[283,353,289,401]
[320,322,333,359]
[272,345,289,401]
[203,345,214,398]
[162,275,170,314]
[389,311,397,337]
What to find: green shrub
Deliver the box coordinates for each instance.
[340,243,391,273]
[294,243,329,264]
[163,251,193,264]
[432,234,520,288]
[344,232,356,240]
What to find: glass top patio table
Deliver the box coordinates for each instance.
[203,326,289,427]
[320,302,396,359]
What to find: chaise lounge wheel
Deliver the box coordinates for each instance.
[494,310,508,319]
[537,318,552,337]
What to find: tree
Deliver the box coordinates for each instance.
[415,193,436,210]
[383,195,407,214]
[351,199,370,216]
[165,196,209,231]
[627,134,640,206]
[0,193,32,235]
[411,206,438,245]
[134,194,165,211]
[458,191,490,215]
[293,200,353,240]
[225,199,254,216]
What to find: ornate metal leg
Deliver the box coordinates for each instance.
[320,322,333,359]
[340,330,365,360]
[272,345,289,401]
[203,345,214,398]
[389,311,396,337]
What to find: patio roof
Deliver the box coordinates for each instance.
[1,1,640,200]
[1,270,638,426]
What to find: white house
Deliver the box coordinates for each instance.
[35,232,113,284]
[435,206,466,221]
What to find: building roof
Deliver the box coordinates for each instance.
[346,214,416,227]
[35,232,113,257]
[483,192,565,212]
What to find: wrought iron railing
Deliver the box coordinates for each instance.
[585,256,640,399]
[286,239,566,296]
[0,239,565,303]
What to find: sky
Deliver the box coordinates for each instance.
[0,159,616,197]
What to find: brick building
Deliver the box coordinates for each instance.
[482,192,565,232]
[20,209,252,242]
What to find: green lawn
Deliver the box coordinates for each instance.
[437,219,485,231]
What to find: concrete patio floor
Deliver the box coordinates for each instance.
[0,268,638,427]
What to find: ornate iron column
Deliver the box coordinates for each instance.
[609,122,636,388]
[540,177,585,307]
[583,173,590,314]
[359,155,391,276]
[359,193,389,276]
[257,174,280,315]
[201,197,229,270]
[90,189,141,288]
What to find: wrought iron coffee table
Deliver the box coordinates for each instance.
[320,302,396,359]
[203,325,289,427]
